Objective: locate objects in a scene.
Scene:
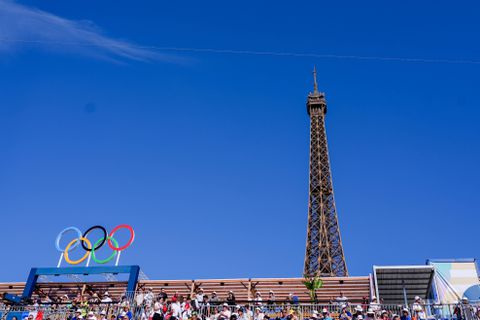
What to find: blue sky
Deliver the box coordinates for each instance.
[0,0,479,282]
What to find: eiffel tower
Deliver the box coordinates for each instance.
[304,68,348,277]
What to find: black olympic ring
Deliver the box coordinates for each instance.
[81,225,107,251]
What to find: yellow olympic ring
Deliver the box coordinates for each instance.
[64,237,92,265]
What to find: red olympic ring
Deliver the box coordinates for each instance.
[108,224,135,251]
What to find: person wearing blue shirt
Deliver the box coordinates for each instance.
[320,308,333,320]
[339,305,352,320]
[400,309,411,320]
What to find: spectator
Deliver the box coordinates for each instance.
[238,308,249,320]
[189,295,199,311]
[277,310,288,320]
[101,292,113,303]
[412,297,426,320]
[119,296,129,308]
[211,307,222,320]
[454,304,463,320]
[219,303,232,320]
[365,309,375,320]
[254,307,265,320]
[122,306,133,320]
[245,304,254,320]
[461,298,475,320]
[171,296,182,320]
[380,310,389,320]
[196,289,204,304]
[86,311,96,320]
[159,288,168,301]
[200,295,210,317]
[99,310,107,320]
[227,291,236,306]
[339,305,352,320]
[336,292,349,305]
[72,309,83,320]
[210,292,220,305]
[400,309,411,320]
[154,298,163,315]
[182,296,193,319]
[144,288,155,307]
[287,293,298,305]
[352,306,364,320]
[311,310,319,320]
[369,297,380,313]
[254,292,263,305]
[267,291,275,305]
[320,308,333,320]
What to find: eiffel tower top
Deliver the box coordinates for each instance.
[307,66,327,115]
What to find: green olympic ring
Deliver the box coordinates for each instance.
[91,236,119,264]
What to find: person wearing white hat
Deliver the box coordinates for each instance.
[122,305,133,320]
[99,310,107,320]
[320,308,332,320]
[400,308,411,320]
[365,309,375,320]
[370,296,380,313]
[101,291,112,303]
[339,304,352,320]
[267,290,276,305]
[86,311,96,320]
[311,310,319,320]
[412,296,425,320]
[219,303,232,320]
[72,309,83,320]
[254,307,265,320]
[352,306,364,320]
[379,310,389,320]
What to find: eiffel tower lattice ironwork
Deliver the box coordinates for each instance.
[304,67,348,277]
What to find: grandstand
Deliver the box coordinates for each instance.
[0,276,371,304]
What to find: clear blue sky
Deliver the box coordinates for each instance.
[0,0,479,282]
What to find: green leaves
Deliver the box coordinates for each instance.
[303,274,323,302]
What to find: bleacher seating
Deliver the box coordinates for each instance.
[0,276,371,303]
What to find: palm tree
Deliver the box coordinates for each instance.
[303,274,323,303]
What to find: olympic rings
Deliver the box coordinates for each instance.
[56,224,135,265]
[55,227,82,252]
[81,225,107,251]
[64,237,92,265]
[108,224,135,251]
[91,236,118,264]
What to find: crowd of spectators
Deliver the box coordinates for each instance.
[2,289,480,320]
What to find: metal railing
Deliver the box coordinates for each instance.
[1,296,479,320]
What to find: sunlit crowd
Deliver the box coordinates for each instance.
[2,288,479,320]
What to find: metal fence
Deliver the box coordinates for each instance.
[1,298,479,320]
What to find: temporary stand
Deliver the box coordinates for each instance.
[4,265,140,304]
